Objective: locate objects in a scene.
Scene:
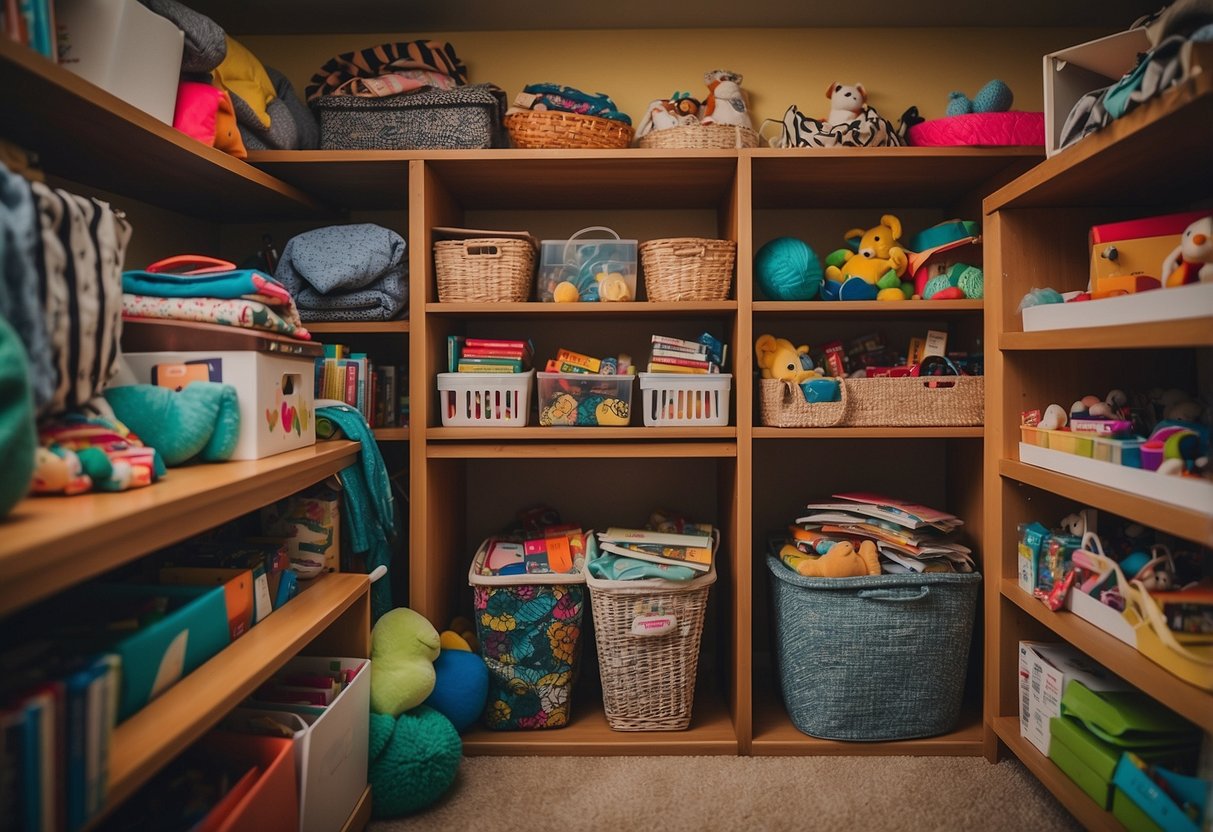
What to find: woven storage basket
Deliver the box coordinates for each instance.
[434,238,535,302]
[637,124,759,149]
[505,109,634,149]
[587,537,717,731]
[767,555,980,740]
[640,238,736,302]
[758,375,984,428]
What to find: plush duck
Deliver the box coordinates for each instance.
[701,70,752,129]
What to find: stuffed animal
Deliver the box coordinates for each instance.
[370,607,441,717]
[755,334,821,384]
[701,70,752,129]
[1161,215,1213,287]
[788,540,882,578]
[825,81,866,127]
[823,214,910,301]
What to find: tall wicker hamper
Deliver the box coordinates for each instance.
[586,538,717,731]
[766,556,980,741]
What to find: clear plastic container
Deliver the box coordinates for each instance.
[536,372,635,426]
[537,226,638,302]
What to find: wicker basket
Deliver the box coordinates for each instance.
[758,375,985,428]
[586,544,717,731]
[434,238,535,303]
[505,109,634,149]
[637,124,759,149]
[640,238,736,302]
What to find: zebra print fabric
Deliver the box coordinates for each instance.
[769,104,906,148]
[306,40,467,103]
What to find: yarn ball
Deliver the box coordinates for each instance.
[754,237,823,301]
[369,707,462,819]
[424,649,489,733]
[946,91,973,117]
[923,273,955,299]
[973,79,1013,113]
[955,265,984,299]
[1017,287,1064,312]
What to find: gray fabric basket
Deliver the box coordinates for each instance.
[314,83,507,150]
[766,555,980,741]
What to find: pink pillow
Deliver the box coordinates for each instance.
[908,112,1044,147]
[173,81,223,146]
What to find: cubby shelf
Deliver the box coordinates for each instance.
[753,301,983,315]
[372,427,410,441]
[307,320,411,334]
[753,427,983,439]
[426,302,737,317]
[1000,319,1213,350]
[424,438,737,458]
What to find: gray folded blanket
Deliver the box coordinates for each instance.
[275,224,408,321]
[137,0,226,74]
[237,67,320,151]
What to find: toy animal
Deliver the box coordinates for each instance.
[825,82,866,127]
[790,539,882,578]
[755,334,821,384]
[701,70,752,129]
[1161,215,1213,287]
[370,607,441,717]
[823,214,910,301]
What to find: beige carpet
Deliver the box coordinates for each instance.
[370,755,1080,831]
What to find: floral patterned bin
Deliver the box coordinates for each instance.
[468,537,588,729]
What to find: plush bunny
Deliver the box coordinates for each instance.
[825,81,866,127]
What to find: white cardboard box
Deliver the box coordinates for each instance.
[56,0,184,124]
[122,350,317,460]
[1042,27,1151,157]
[1021,282,1213,331]
[1018,641,1130,756]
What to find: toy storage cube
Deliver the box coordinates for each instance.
[536,372,634,426]
[122,350,316,460]
[436,371,533,427]
[538,227,637,302]
[767,556,980,740]
[638,373,731,427]
[468,538,587,729]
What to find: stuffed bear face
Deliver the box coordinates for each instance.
[755,334,817,383]
[851,214,903,261]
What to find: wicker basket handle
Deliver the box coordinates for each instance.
[671,244,708,258]
[461,241,504,259]
[782,378,849,427]
[857,587,930,602]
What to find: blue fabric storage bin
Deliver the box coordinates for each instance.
[766,556,980,741]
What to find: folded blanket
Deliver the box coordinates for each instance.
[306,40,467,103]
[105,382,240,466]
[138,0,226,74]
[292,272,407,322]
[239,67,320,152]
[123,294,311,340]
[276,224,408,321]
[123,268,293,304]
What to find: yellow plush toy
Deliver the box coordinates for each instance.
[755,334,821,384]
[787,539,882,578]
[824,214,910,301]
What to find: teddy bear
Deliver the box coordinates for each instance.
[755,334,821,384]
[823,214,910,301]
[1161,215,1213,287]
[825,81,866,127]
[783,539,882,578]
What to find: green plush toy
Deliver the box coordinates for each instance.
[370,607,441,717]
[368,706,461,818]
[104,382,240,466]
[0,317,36,517]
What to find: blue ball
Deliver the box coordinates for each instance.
[424,649,489,733]
[754,237,823,301]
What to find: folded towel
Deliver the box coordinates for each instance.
[138,0,226,74]
[123,294,311,340]
[105,382,241,466]
[122,268,293,305]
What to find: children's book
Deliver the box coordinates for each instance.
[599,527,713,548]
[598,540,712,572]
[832,492,963,530]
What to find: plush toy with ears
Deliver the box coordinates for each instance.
[755,334,821,384]
[825,81,866,126]
[823,214,910,301]
[788,540,882,578]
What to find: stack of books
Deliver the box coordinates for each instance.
[315,344,406,428]
[3,0,56,61]
[647,333,726,374]
[541,347,632,375]
[781,492,974,574]
[596,525,715,573]
[447,336,534,373]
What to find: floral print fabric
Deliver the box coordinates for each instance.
[473,582,585,730]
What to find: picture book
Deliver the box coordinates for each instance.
[832,492,962,528]
[598,540,712,572]
[599,527,713,548]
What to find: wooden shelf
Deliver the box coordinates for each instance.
[750,683,984,755]
[426,301,736,317]
[101,573,369,816]
[1001,581,1213,733]
[0,442,360,616]
[986,70,1213,211]
[753,300,983,315]
[750,146,1041,208]
[999,459,1213,546]
[372,427,410,441]
[992,717,1124,831]
[426,437,736,458]
[0,40,322,220]
[307,320,410,334]
[340,786,373,832]
[461,687,738,755]
[1001,319,1213,350]
[754,427,982,439]
[247,150,415,210]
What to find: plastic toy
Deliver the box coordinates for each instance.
[786,539,882,578]
[754,237,823,300]
[755,334,821,384]
[945,79,1013,116]
[370,607,441,717]
[701,70,752,129]
[368,706,461,819]
[1161,215,1213,286]
[825,81,866,127]
[822,214,910,301]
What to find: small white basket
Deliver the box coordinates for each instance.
[637,373,732,427]
[436,371,533,427]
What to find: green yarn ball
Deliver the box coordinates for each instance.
[955,265,985,299]
[369,706,462,819]
[923,273,955,299]
[754,237,823,301]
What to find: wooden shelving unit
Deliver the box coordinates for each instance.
[426,301,737,317]
[308,320,410,334]
[983,68,1213,826]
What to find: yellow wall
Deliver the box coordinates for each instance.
[241,27,1113,128]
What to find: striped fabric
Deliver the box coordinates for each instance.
[29,184,131,417]
[305,40,467,103]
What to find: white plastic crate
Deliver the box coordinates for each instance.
[638,373,731,427]
[437,370,533,427]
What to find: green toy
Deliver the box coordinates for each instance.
[370,607,441,717]
[0,317,36,517]
[104,382,241,466]
[368,707,461,818]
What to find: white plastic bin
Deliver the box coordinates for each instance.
[638,373,731,427]
[437,370,533,427]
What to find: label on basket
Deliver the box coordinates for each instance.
[631,613,677,636]
[514,92,539,110]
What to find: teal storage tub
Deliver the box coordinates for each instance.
[766,555,980,741]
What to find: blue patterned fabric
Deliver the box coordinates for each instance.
[276,224,407,322]
[0,163,54,411]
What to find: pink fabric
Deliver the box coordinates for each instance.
[908,111,1045,147]
[173,81,224,146]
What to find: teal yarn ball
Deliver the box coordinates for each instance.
[973,80,1013,113]
[946,91,973,117]
[369,706,462,818]
[424,649,489,733]
[923,273,955,299]
[754,237,823,301]
[955,265,984,299]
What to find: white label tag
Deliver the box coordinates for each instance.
[514,92,539,110]
[631,614,677,637]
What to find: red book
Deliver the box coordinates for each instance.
[649,352,711,369]
[345,364,358,406]
[465,338,533,355]
[461,347,528,359]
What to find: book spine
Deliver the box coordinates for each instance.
[649,352,712,369]
[557,362,593,374]
[650,335,707,353]
[446,335,465,373]
[382,367,395,427]
[344,363,358,407]
[456,363,517,373]
[647,362,707,374]
[461,347,529,360]
[464,338,533,353]
[457,357,523,370]
[555,349,601,373]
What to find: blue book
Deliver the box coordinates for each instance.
[274,570,298,609]
[20,696,41,832]
[64,668,94,831]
